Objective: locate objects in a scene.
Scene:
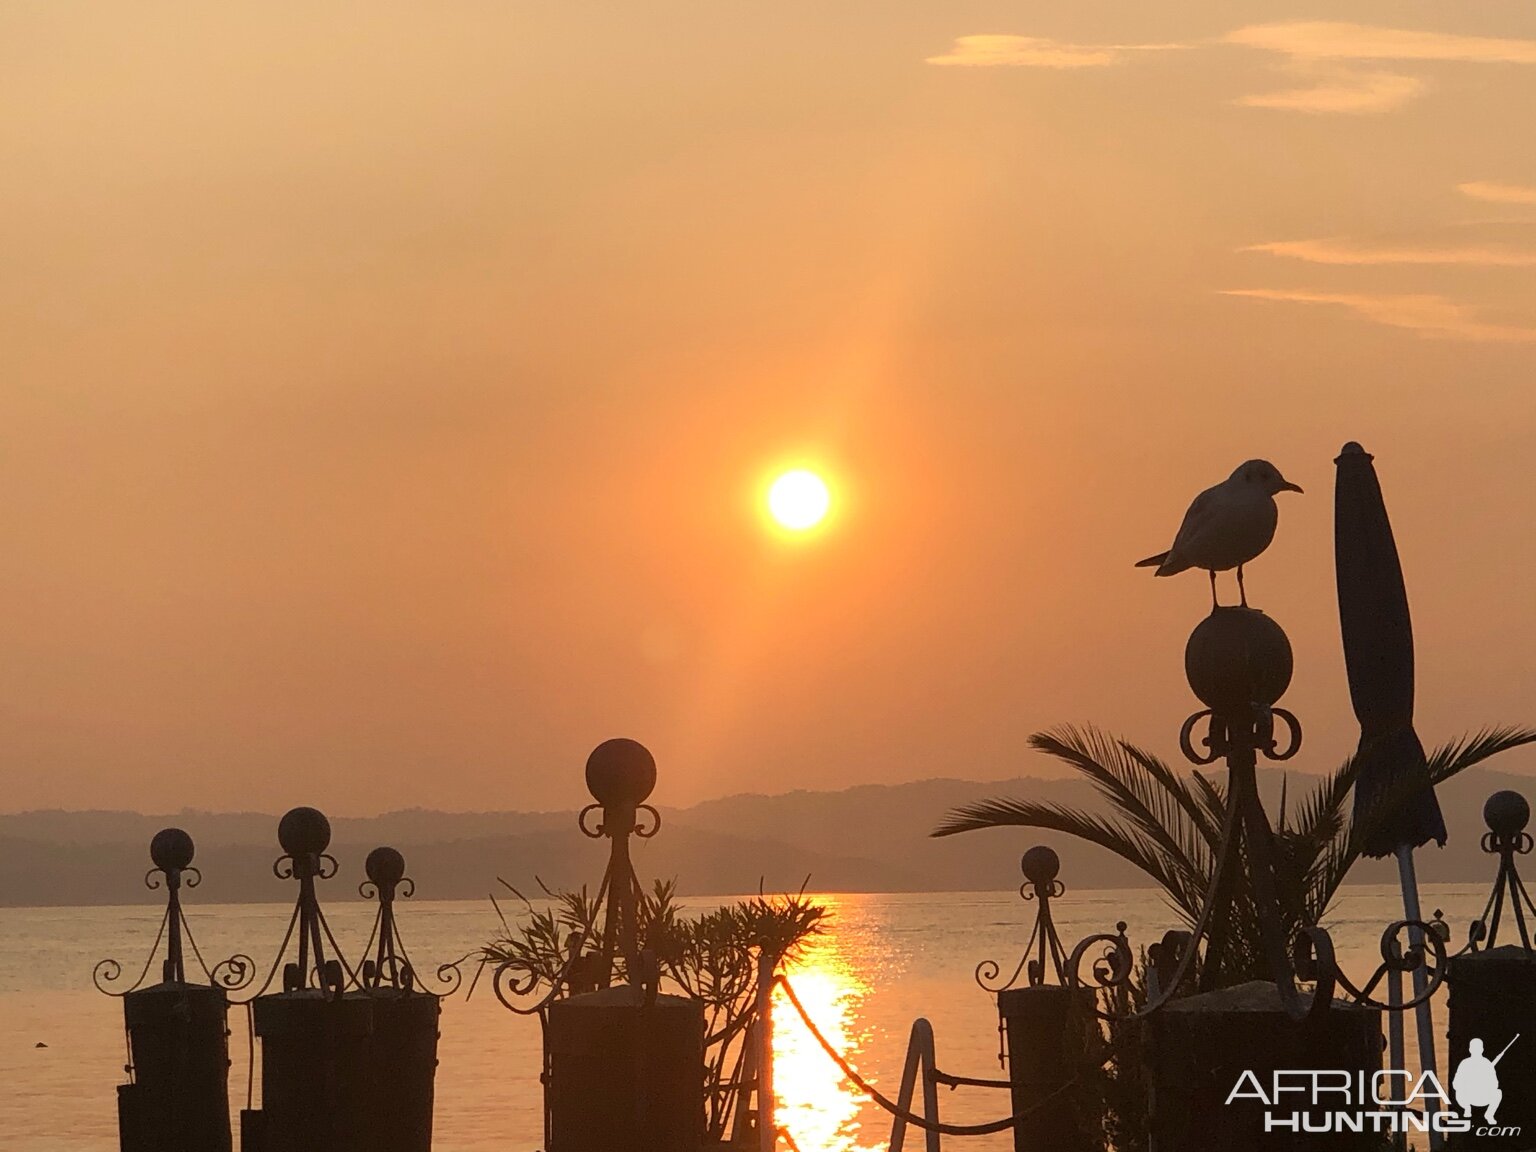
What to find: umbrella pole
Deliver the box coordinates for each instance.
[1386,967,1405,1150]
[1396,843,1442,1150]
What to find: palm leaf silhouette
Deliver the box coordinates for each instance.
[934,723,1536,985]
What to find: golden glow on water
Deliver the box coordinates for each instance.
[771,935,882,1152]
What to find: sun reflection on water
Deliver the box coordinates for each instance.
[771,929,883,1152]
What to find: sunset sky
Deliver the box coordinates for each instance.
[3,3,1535,815]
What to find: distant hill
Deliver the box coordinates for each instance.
[3,766,1533,907]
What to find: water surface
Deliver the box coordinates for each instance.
[0,884,1487,1151]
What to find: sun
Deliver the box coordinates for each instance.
[767,469,831,532]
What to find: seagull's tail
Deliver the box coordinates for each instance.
[1135,551,1169,569]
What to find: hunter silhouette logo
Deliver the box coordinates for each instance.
[1454,1035,1518,1125]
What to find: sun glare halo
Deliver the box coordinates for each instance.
[767,469,831,532]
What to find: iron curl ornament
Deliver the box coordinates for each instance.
[234,806,364,1004]
[1178,705,1302,766]
[489,737,666,1027]
[578,801,661,839]
[272,852,338,882]
[491,930,587,1015]
[1065,920,1135,995]
[145,864,201,891]
[1463,789,1536,951]
[93,828,251,997]
[1291,919,1448,1011]
[975,845,1072,994]
[353,844,462,998]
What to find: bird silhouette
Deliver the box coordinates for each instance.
[1137,459,1303,608]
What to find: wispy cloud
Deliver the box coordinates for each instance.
[932,20,1536,115]
[1225,288,1536,343]
[1243,236,1536,267]
[1459,181,1536,205]
[1236,69,1423,114]
[1225,22,1536,64]
[925,35,1181,69]
[1228,21,1536,114]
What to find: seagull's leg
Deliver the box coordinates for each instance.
[1237,565,1248,608]
[1208,569,1219,609]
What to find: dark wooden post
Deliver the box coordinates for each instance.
[998,984,1099,1152]
[1445,948,1536,1148]
[546,984,706,1152]
[250,991,374,1152]
[355,846,441,1152]
[1444,790,1536,1148]
[105,829,233,1152]
[1144,983,1382,1151]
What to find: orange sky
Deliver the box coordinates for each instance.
[2,3,1535,814]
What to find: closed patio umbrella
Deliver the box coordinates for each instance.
[1335,440,1446,1142]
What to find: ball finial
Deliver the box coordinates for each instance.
[278,806,332,858]
[585,738,657,807]
[365,846,406,888]
[1484,790,1530,839]
[149,827,195,873]
[1184,607,1293,713]
[1020,845,1061,888]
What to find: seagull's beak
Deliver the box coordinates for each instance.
[1281,480,1304,494]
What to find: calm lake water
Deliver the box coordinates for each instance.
[0,884,1491,1151]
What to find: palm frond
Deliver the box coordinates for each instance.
[1028,726,1212,900]
[1426,727,1536,784]
[933,796,1205,918]
[1119,739,1223,849]
[1189,771,1227,832]
[935,722,1536,991]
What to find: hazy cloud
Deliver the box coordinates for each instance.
[1236,69,1423,114]
[1225,289,1536,343]
[1243,236,1536,267]
[1459,181,1536,205]
[926,35,1181,69]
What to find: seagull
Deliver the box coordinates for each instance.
[1136,460,1303,607]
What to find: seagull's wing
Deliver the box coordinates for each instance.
[1155,483,1225,575]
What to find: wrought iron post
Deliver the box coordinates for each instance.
[95,829,252,1152]
[975,846,1104,1152]
[935,456,1459,1149]
[1179,606,1308,1004]
[241,806,371,1152]
[580,736,660,986]
[495,739,704,1152]
[1444,790,1536,1147]
[354,846,451,1152]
